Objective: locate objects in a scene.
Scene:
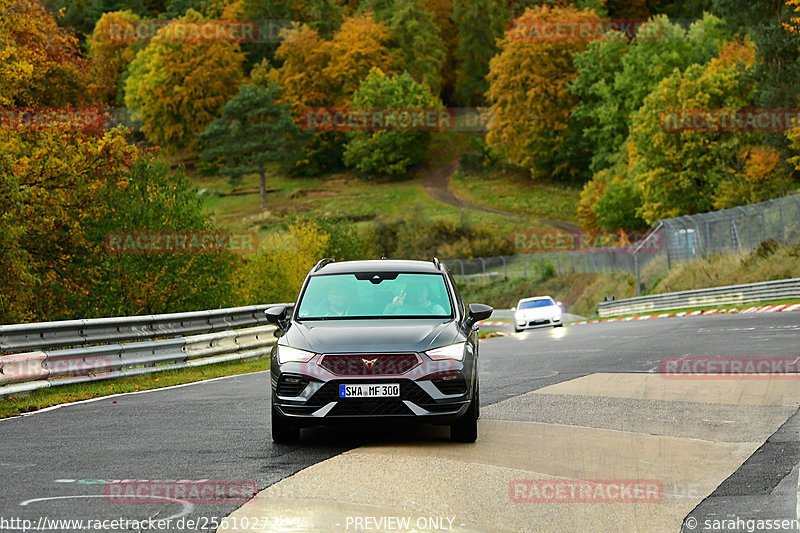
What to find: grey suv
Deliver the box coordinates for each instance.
[265,258,492,443]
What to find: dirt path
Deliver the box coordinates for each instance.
[423,160,580,231]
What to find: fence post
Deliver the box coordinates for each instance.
[523,255,527,278]
[501,256,508,280]
[776,200,786,244]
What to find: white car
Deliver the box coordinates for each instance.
[512,296,563,332]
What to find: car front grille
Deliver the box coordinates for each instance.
[305,379,441,416]
[320,353,420,376]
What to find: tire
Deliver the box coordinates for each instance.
[514,326,522,333]
[450,382,478,443]
[271,405,300,444]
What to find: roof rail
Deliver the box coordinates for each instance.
[432,257,441,270]
[313,257,336,272]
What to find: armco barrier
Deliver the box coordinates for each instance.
[0,305,292,398]
[596,278,800,317]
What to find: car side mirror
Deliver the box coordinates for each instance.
[466,303,493,327]
[265,306,289,334]
[557,301,562,307]
[510,307,516,312]
[265,306,287,324]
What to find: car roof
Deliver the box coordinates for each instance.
[310,259,443,276]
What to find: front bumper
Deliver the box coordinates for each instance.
[516,317,561,329]
[271,354,474,426]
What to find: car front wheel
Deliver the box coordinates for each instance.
[450,383,478,443]
[271,405,300,444]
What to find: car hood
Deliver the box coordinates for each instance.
[282,318,462,354]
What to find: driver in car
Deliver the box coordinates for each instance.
[316,284,353,316]
[384,282,446,315]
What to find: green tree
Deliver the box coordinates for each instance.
[198,83,307,209]
[343,68,443,176]
[452,0,508,106]
[627,41,786,223]
[95,155,241,316]
[570,14,729,174]
[384,0,446,94]
[124,9,245,155]
[714,0,800,112]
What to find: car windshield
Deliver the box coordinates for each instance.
[519,298,555,309]
[296,272,453,319]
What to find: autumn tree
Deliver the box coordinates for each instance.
[255,14,395,174]
[198,83,307,209]
[0,0,90,108]
[0,128,136,322]
[239,220,329,304]
[452,0,508,106]
[627,40,792,222]
[571,14,729,175]
[486,4,597,182]
[257,14,394,110]
[124,9,245,155]
[715,0,800,112]
[86,10,142,105]
[343,68,443,176]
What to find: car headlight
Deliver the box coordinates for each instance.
[277,345,316,364]
[426,342,466,361]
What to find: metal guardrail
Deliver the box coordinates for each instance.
[0,304,293,397]
[596,278,800,317]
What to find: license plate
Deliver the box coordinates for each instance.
[339,383,400,398]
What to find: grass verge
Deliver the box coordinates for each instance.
[0,357,268,419]
[450,168,581,222]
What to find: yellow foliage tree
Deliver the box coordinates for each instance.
[124,9,245,155]
[240,221,330,304]
[0,0,90,107]
[486,4,598,181]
